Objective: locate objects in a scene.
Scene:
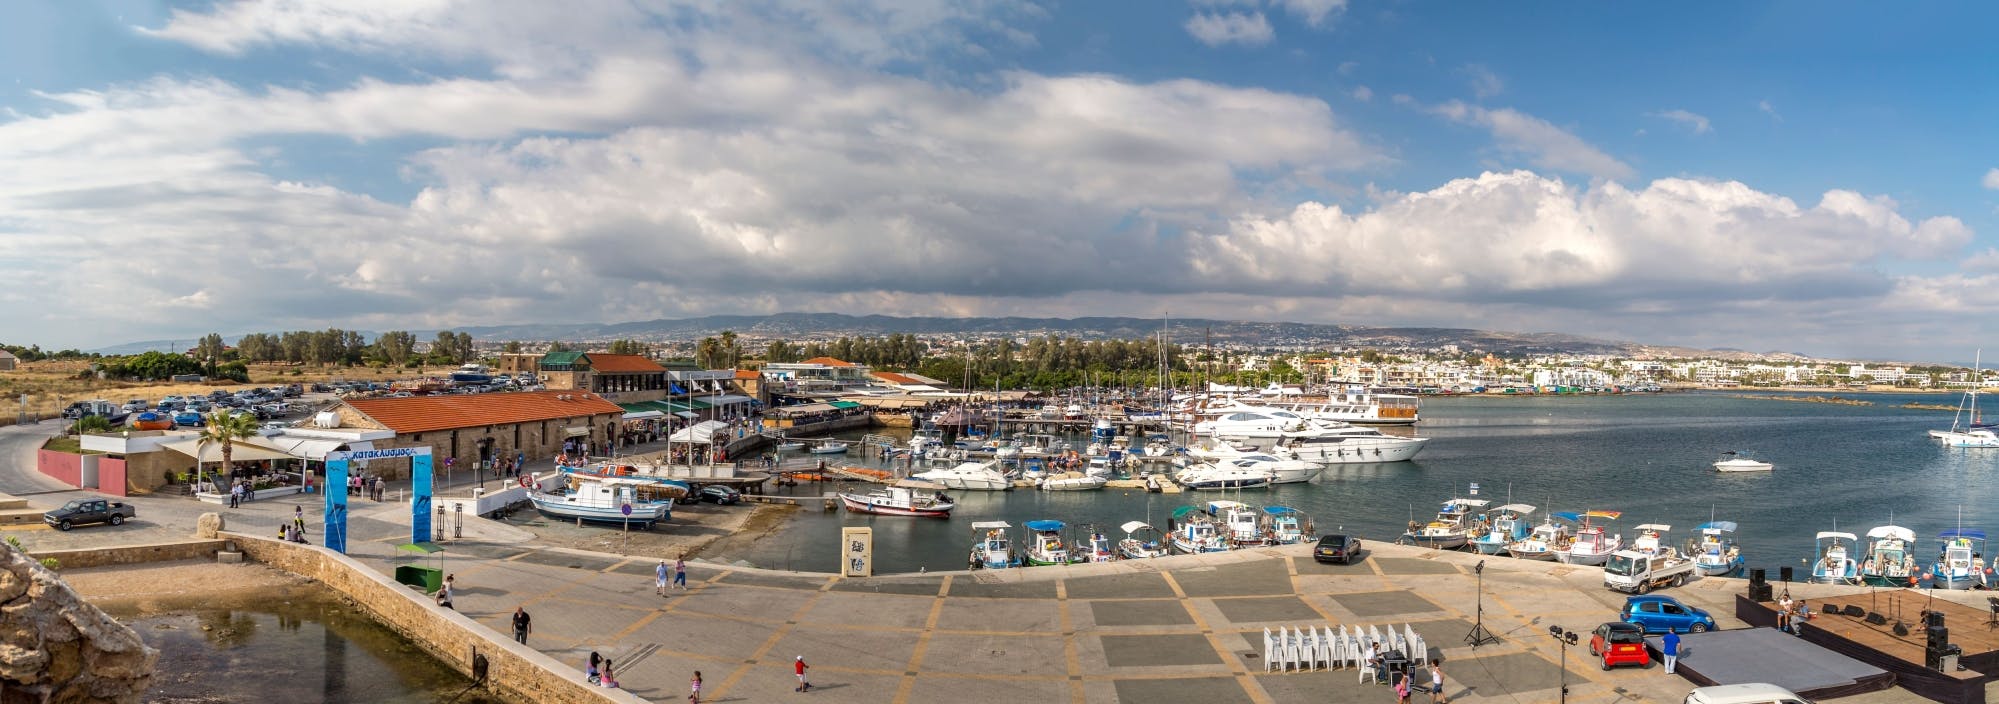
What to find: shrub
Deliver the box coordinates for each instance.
[38,558,59,571]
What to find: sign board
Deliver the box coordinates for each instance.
[326,446,435,550]
[1468,482,1480,496]
[329,447,431,462]
[621,503,633,516]
[841,526,873,578]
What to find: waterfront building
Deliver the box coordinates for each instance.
[325,390,625,476]
[539,352,672,401]
[762,357,876,392]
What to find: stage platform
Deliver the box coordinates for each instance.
[1738,591,1999,704]
[1664,628,1893,699]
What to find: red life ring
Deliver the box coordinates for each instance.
[518,474,533,489]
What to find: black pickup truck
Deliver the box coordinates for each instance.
[43,499,136,531]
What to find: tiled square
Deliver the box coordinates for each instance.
[1090,600,1195,627]
[1101,634,1223,667]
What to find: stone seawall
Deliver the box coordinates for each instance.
[30,540,226,569]
[221,532,644,704]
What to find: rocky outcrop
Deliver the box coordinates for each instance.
[195,512,223,539]
[0,541,156,703]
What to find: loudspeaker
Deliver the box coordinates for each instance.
[1894,623,1911,636]
[1927,610,1947,629]
[1866,612,1888,625]
[1780,566,1795,582]
[1748,582,1773,602]
[1928,625,1949,651]
[1750,568,1767,585]
[1845,605,1866,617]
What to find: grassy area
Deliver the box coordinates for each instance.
[40,435,98,454]
[0,360,428,420]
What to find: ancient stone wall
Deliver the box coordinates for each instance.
[28,540,226,570]
[0,540,156,703]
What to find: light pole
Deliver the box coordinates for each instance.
[1548,625,1579,704]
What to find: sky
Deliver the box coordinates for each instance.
[3,1,1998,361]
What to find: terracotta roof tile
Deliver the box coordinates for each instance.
[584,353,666,373]
[346,390,623,434]
[800,357,856,367]
[871,371,919,384]
[735,369,760,379]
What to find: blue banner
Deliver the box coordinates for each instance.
[411,453,433,544]
[324,459,349,553]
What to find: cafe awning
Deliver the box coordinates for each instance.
[774,402,835,415]
[828,401,862,410]
[162,438,298,463]
[564,426,592,437]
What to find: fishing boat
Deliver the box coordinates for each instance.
[807,440,850,455]
[1691,521,1744,577]
[1078,528,1117,563]
[1208,500,1264,547]
[1172,461,1272,490]
[1023,520,1073,565]
[1930,528,1989,590]
[1400,498,1491,550]
[1506,518,1573,561]
[130,411,173,431]
[839,486,955,518]
[1553,511,1625,566]
[1858,525,1919,587]
[1168,505,1230,554]
[559,465,692,501]
[912,460,1013,491]
[968,521,1016,569]
[1468,504,1536,555]
[1117,521,1169,559]
[1930,351,1999,447]
[1630,524,1676,557]
[774,440,806,451]
[1712,451,1773,472]
[1810,531,1859,584]
[1261,506,1311,545]
[1039,471,1109,491]
[528,478,671,528]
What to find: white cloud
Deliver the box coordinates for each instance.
[1758,99,1782,122]
[1184,11,1274,47]
[1351,85,1372,102]
[1459,63,1504,99]
[1650,109,1712,135]
[1337,60,1358,76]
[1983,168,1999,190]
[1431,101,1633,180]
[1278,0,1347,27]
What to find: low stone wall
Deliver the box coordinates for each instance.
[222,531,642,704]
[31,540,227,569]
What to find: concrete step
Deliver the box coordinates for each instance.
[0,508,46,525]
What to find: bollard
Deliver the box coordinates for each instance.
[434,504,446,542]
[453,502,463,538]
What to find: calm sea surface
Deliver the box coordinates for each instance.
[713,392,1995,577]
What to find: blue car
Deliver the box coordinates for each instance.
[1620,595,1717,634]
[172,411,204,427]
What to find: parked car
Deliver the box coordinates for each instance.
[1313,534,1363,564]
[282,384,302,398]
[1683,683,1813,704]
[155,400,185,413]
[43,499,136,531]
[1621,595,1717,634]
[1588,621,1650,670]
[159,395,184,406]
[258,402,291,416]
[119,401,148,414]
[697,485,743,505]
[311,383,333,393]
[186,400,211,413]
[173,411,204,427]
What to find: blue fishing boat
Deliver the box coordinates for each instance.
[1810,530,1859,584]
[1692,521,1743,576]
[1023,520,1073,565]
[968,521,1017,569]
[1261,506,1312,545]
[1468,503,1536,555]
[1930,528,1988,590]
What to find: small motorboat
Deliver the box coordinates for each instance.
[1262,506,1312,545]
[1506,518,1573,561]
[1468,504,1536,555]
[808,440,850,455]
[1117,521,1169,559]
[1930,528,1988,590]
[1553,511,1624,566]
[1400,498,1490,550]
[1039,471,1108,492]
[912,460,1013,491]
[774,441,806,451]
[1713,451,1773,472]
[839,487,955,518]
[1168,505,1229,554]
[1023,520,1073,565]
[1811,530,1859,584]
[1691,521,1744,577]
[969,521,1016,569]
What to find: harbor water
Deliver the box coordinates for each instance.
[713,392,1998,577]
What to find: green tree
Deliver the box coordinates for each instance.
[502,340,523,354]
[196,410,260,491]
[607,339,651,356]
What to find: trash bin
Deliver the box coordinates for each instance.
[395,565,443,593]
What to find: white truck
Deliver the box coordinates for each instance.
[1602,549,1698,593]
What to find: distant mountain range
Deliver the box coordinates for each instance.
[97,312,1713,358]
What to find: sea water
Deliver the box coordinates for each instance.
[716,392,1996,577]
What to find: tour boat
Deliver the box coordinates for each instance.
[1691,521,1744,577]
[1858,525,1918,587]
[449,363,495,385]
[1930,528,1988,590]
[1712,451,1773,472]
[1400,498,1490,550]
[969,521,1016,569]
[1505,519,1573,561]
[808,440,850,455]
[1117,521,1169,559]
[1261,506,1312,545]
[1168,506,1230,554]
[1023,520,1073,566]
[529,479,671,528]
[1553,511,1624,566]
[1468,504,1536,555]
[1208,500,1264,547]
[912,460,1013,491]
[839,487,955,518]
[1810,530,1859,584]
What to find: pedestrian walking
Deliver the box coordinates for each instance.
[373,475,384,501]
[1428,662,1445,703]
[512,606,532,644]
[674,554,688,589]
[1395,673,1411,703]
[1662,629,1680,674]
[656,559,670,597]
[689,671,703,704]
[292,505,305,531]
[229,481,243,508]
[794,655,810,692]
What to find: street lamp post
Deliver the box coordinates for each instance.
[1547,625,1579,704]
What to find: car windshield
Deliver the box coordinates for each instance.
[60,500,83,511]
[1608,629,1644,643]
[1605,555,1640,576]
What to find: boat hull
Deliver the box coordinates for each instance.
[1401,533,1467,550]
[1290,439,1426,464]
[1932,572,1985,590]
[1556,550,1614,566]
[529,498,668,527]
[1695,558,1743,577]
[1181,477,1271,490]
[1469,538,1511,555]
[839,494,953,518]
[1507,545,1559,561]
[1039,476,1108,491]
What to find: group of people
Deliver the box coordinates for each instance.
[1776,592,1814,633]
[344,473,388,501]
[1358,643,1446,703]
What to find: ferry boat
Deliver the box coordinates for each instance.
[1023,520,1073,565]
[1117,521,1169,559]
[1261,506,1311,545]
[968,521,1016,569]
[1401,498,1490,550]
[1691,521,1744,577]
[529,478,671,528]
[1858,525,1918,587]
[1930,528,1988,590]
[912,460,1013,491]
[1553,511,1624,566]
[1168,506,1230,554]
[839,486,955,518]
[1506,518,1573,561]
[1811,531,1860,584]
[1468,504,1536,555]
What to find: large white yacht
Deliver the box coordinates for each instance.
[1193,404,1427,462]
[912,460,1013,491]
[1171,462,1272,490]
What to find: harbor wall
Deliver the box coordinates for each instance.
[31,539,226,569]
[222,531,646,704]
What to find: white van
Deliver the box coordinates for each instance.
[1684,683,1812,704]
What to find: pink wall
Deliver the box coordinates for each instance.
[37,450,81,488]
[98,457,127,497]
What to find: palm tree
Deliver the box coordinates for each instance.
[197,410,259,492]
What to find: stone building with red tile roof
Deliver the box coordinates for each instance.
[539,352,672,402]
[328,390,624,476]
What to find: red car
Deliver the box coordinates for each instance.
[1588,621,1650,670]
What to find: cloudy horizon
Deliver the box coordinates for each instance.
[3,1,1997,360]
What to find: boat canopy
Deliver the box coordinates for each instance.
[1940,528,1988,541]
[1024,520,1066,532]
[1697,521,1738,534]
[1552,511,1583,523]
[1206,500,1249,513]
[1492,504,1536,515]
[1866,525,1916,541]
[1816,531,1857,541]
[1262,506,1299,516]
[1171,505,1203,520]
[1447,498,1492,508]
[1634,524,1672,532]
[971,521,1012,531]
[1120,521,1157,534]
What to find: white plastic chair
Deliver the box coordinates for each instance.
[1263,627,1278,672]
[1404,624,1425,664]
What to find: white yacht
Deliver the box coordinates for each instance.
[912,460,1013,491]
[1256,390,1421,425]
[1275,425,1428,464]
[1216,454,1322,485]
[1171,462,1272,490]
